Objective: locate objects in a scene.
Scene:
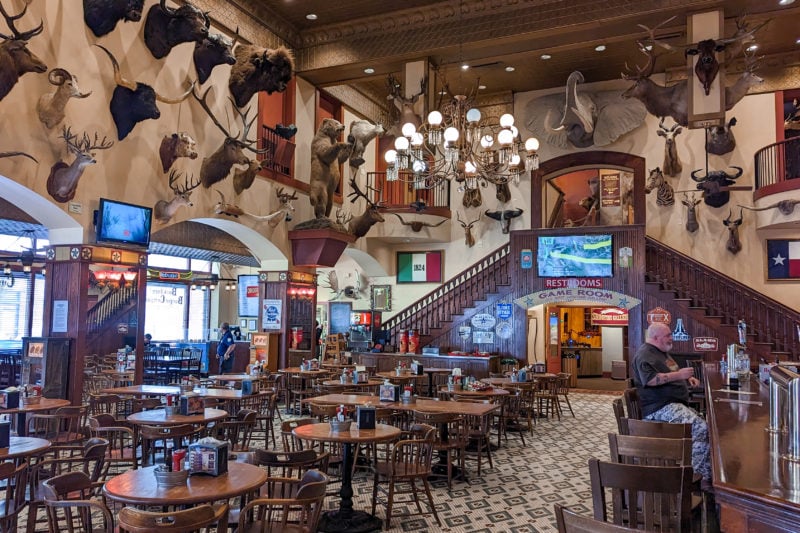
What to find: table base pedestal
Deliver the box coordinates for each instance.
[318,510,382,533]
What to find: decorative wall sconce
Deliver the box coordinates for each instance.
[93,269,137,289]
[287,285,316,299]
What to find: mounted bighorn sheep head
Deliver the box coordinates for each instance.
[143,0,210,60]
[228,43,294,108]
[95,45,194,140]
[159,132,198,173]
[691,166,743,208]
[47,127,114,203]
[723,209,744,254]
[154,170,201,224]
[739,199,800,217]
[192,86,268,188]
[0,0,46,101]
[194,31,237,84]
[706,117,737,156]
[392,214,446,233]
[232,159,264,195]
[644,167,674,207]
[386,73,426,136]
[348,119,384,174]
[682,193,701,233]
[347,179,385,239]
[83,0,144,37]
[37,68,92,129]
[657,118,683,177]
[485,208,523,234]
[457,212,481,247]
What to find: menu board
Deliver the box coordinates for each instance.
[237,274,259,317]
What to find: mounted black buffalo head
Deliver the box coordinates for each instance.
[228,44,294,108]
[193,31,236,84]
[83,0,144,37]
[0,1,46,101]
[143,0,209,60]
[691,166,743,208]
[95,45,194,140]
[485,208,524,234]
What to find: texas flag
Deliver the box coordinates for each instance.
[767,240,800,279]
[397,252,442,283]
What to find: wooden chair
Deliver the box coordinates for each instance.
[622,418,692,439]
[496,389,529,446]
[131,397,162,413]
[607,433,692,468]
[556,372,575,417]
[554,503,640,533]
[237,470,328,533]
[253,448,331,481]
[371,423,440,529]
[588,458,694,531]
[534,376,561,420]
[139,424,201,466]
[88,415,137,477]
[41,471,114,533]
[286,375,316,415]
[612,398,626,434]
[28,404,88,444]
[0,461,28,532]
[118,503,229,533]
[412,410,466,491]
[281,418,317,452]
[623,388,642,420]
[452,397,494,477]
[89,393,126,422]
[217,409,258,452]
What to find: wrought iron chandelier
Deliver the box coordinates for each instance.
[384,87,540,190]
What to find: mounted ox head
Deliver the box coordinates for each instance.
[723,209,744,254]
[485,208,523,234]
[143,0,210,59]
[706,117,737,156]
[95,45,194,140]
[691,166,743,208]
[228,44,294,108]
[686,39,725,96]
[159,132,198,173]
[193,31,236,84]
[83,0,144,37]
[37,68,92,129]
[0,1,46,101]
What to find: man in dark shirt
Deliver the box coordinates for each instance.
[631,322,711,485]
[217,322,235,373]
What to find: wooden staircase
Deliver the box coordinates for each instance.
[85,285,138,355]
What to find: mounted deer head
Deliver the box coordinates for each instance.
[154,170,201,223]
[657,117,683,177]
[392,213,446,233]
[681,192,701,233]
[37,68,92,129]
[46,127,113,203]
[725,49,764,110]
[723,209,744,254]
[259,187,298,228]
[347,178,385,239]
[193,86,268,188]
[386,73,426,135]
[457,211,481,247]
[0,0,46,101]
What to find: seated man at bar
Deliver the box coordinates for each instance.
[631,322,712,488]
[217,322,236,373]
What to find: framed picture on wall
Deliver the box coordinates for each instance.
[396,251,443,284]
[371,285,392,311]
[248,319,257,330]
[766,240,800,280]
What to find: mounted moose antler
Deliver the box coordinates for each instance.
[347,178,385,238]
[37,68,92,129]
[154,170,201,224]
[0,0,46,101]
[457,211,481,247]
[392,213,446,233]
[193,86,268,188]
[47,127,113,203]
[723,209,744,254]
[739,199,800,216]
[657,118,682,177]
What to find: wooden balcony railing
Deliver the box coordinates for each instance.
[754,136,800,190]
[260,125,295,177]
[365,172,450,212]
[645,237,800,357]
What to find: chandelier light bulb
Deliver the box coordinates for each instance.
[410,132,424,146]
[499,113,515,128]
[497,129,514,145]
[394,136,409,151]
[464,161,477,174]
[466,108,481,123]
[510,154,521,166]
[401,122,417,137]
[510,125,519,138]
[412,159,427,173]
[427,110,443,126]
[384,149,397,164]
[525,137,540,151]
[480,135,494,149]
[443,127,459,143]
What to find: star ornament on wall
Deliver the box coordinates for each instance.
[773,253,786,266]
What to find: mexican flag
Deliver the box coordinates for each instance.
[397,252,441,283]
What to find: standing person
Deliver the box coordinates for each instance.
[314,321,323,357]
[143,333,152,347]
[217,322,235,374]
[631,322,712,487]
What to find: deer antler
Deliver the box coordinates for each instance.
[0,1,43,41]
[193,86,234,139]
[635,16,677,51]
[347,178,380,208]
[168,169,200,194]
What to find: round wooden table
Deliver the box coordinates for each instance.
[439,386,510,398]
[0,436,51,461]
[375,371,426,388]
[127,407,228,427]
[0,397,70,436]
[321,379,383,389]
[208,374,252,382]
[279,367,329,377]
[103,462,267,506]
[293,422,401,533]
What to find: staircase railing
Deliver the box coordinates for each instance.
[87,285,138,337]
[383,244,511,339]
[645,237,800,356]
[754,136,800,189]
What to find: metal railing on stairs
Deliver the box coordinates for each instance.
[87,285,138,337]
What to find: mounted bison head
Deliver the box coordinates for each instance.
[95,45,193,140]
[83,0,144,37]
[193,32,236,84]
[691,166,743,208]
[229,44,294,108]
[143,0,209,60]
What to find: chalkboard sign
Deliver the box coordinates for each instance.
[329,302,352,335]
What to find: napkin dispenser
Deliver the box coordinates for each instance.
[241,378,254,395]
[379,383,400,402]
[179,394,204,416]
[0,419,9,448]
[356,406,376,429]
[188,437,228,476]
[410,362,424,375]
[0,389,19,409]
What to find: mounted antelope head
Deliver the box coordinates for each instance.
[485,208,523,234]
[37,68,92,129]
[154,170,201,224]
[682,192,701,233]
[457,211,481,247]
[347,178,385,239]
[392,213,446,233]
[645,167,674,206]
[213,190,245,217]
[193,86,268,188]
[0,0,46,102]
[723,209,744,254]
[657,117,683,177]
[386,73,426,135]
[47,127,113,203]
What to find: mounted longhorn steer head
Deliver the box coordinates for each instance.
[95,45,194,140]
[691,166,743,208]
[194,31,237,84]
[706,117,737,156]
[457,212,481,247]
[154,170,201,224]
[0,0,46,101]
[682,193,701,233]
[159,132,198,173]
[485,208,523,234]
[228,44,294,108]
[143,0,210,60]
[83,0,144,37]
[37,68,92,129]
[739,199,800,216]
[347,179,385,239]
[391,213,446,233]
[47,127,114,203]
[723,209,744,254]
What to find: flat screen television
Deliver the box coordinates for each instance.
[537,234,613,277]
[237,274,260,318]
[95,198,152,248]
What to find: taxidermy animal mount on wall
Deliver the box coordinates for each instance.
[154,170,201,224]
[143,0,210,60]
[37,68,92,129]
[392,214,446,233]
[682,193,701,233]
[657,118,682,177]
[0,1,46,101]
[159,132,198,173]
[83,0,144,37]
[485,208,523,234]
[706,117,737,156]
[739,199,800,217]
[348,120,384,174]
[457,211,481,247]
[691,166,743,208]
[47,127,114,203]
[723,209,744,254]
[228,43,294,108]
[644,167,675,207]
[525,71,646,149]
[385,73,426,137]
[0,151,36,162]
[194,31,236,84]
[232,159,263,195]
[347,178,385,239]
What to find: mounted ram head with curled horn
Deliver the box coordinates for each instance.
[37,68,92,129]
[0,0,46,101]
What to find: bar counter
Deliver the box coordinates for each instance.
[352,352,500,379]
[705,364,800,532]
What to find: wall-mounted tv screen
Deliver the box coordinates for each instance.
[96,198,152,248]
[237,274,260,318]
[537,234,613,277]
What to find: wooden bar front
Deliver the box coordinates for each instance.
[352,352,499,379]
[705,365,800,532]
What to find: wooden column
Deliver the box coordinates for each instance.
[259,271,318,369]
